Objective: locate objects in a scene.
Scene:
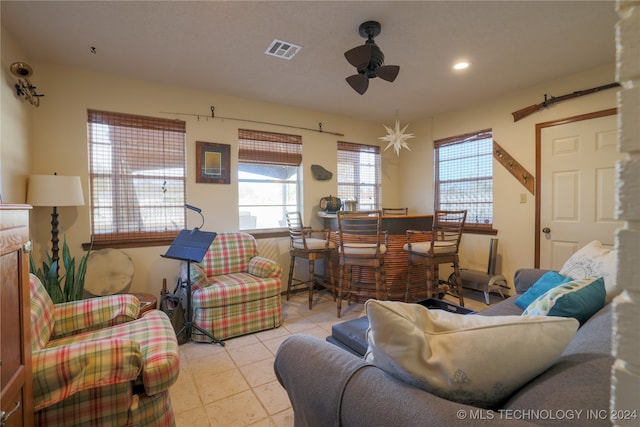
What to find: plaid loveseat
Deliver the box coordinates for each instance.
[29,274,180,426]
[180,232,283,342]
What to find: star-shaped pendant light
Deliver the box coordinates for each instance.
[379,120,415,156]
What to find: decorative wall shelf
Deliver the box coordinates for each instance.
[493,140,535,194]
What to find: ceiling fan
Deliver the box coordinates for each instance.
[344,20,400,95]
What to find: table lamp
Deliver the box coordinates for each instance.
[27,174,85,264]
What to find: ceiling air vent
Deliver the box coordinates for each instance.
[265,39,301,60]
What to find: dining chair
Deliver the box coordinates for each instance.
[404,210,467,306]
[285,211,335,309]
[382,207,408,215]
[336,210,388,317]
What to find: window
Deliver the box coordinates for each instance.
[337,142,381,211]
[238,129,302,229]
[434,129,494,232]
[87,110,186,246]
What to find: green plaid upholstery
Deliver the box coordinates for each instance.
[34,382,132,427]
[29,275,179,426]
[194,273,281,308]
[127,389,175,427]
[180,232,283,342]
[52,294,140,338]
[181,262,209,292]
[34,385,174,427]
[192,295,282,341]
[32,338,143,410]
[248,256,282,278]
[29,274,56,351]
[29,273,140,345]
[199,232,258,276]
[50,311,179,396]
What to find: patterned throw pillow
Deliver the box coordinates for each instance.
[522,277,606,325]
[364,300,578,408]
[515,271,573,309]
[559,240,617,301]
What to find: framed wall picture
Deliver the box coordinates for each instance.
[196,141,230,184]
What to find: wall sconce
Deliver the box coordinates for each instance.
[10,62,44,107]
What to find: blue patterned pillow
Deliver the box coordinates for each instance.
[515,271,573,309]
[522,277,606,325]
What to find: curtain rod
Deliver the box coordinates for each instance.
[160,106,344,136]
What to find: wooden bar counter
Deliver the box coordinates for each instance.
[318,212,434,302]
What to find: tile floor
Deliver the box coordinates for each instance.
[170,289,498,426]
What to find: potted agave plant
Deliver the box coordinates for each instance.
[29,235,92,304]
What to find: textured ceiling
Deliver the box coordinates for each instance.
[1,1,616,122]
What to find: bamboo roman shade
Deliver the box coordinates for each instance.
[87,109,187,244]
[238,129,302,166]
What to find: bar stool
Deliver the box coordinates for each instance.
[285,211,335,309]
[404,210,467,306]
[336,210,387,318]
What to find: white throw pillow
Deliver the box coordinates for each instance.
[559,240,618,301]
[364,300,578,408]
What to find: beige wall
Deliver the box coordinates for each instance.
[1,26,31,203]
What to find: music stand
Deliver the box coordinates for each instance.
[162,229,224,346]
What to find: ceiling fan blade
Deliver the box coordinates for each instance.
[344,44,372,68]
[377,65,400,82]
[346,74,369,95]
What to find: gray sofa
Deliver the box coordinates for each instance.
[274,269,613,426]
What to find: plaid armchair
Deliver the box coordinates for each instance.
[29,274,180,426]
[180,232,283,342]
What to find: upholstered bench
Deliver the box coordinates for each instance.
[327,298,474,357]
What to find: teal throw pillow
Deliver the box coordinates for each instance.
[522,277,606,325]
[515,271,573,309]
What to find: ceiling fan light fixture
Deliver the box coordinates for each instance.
[344,20,400,94]
[346,74,369,95]
[377,65,400,82]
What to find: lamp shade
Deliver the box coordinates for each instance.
[27,175,85,207]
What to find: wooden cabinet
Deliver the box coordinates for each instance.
[1,205,33,427]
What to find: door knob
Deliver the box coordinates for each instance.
[542,227,551,233]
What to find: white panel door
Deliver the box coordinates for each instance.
[540,114,621,270]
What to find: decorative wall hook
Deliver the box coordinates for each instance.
[493,140,535,194]
[10,62,44,107]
